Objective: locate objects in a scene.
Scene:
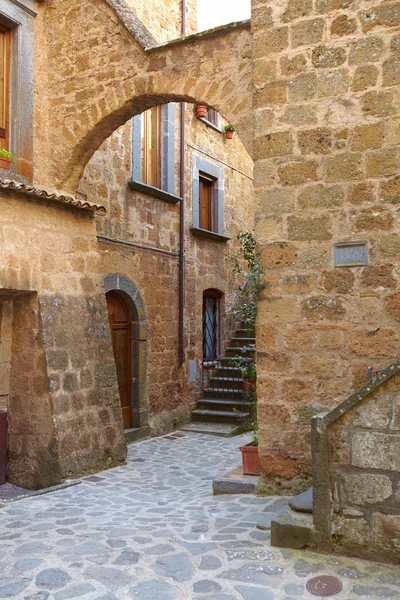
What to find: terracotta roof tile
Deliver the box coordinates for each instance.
[0,178,106,214]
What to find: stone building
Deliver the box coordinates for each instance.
[1,0,400,517]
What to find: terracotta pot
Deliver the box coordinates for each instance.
[0,158,12,171]
[240,442,261,475]
[196,105,208,119]
[225,130,234,139]
[243,379,256,392]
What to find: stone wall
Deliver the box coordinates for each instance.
[0,193,126,488]
[79,102,254,435]
[253,0,400,485]
[124,0,197,40]
[312,362,400,563]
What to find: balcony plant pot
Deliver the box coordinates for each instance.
[0,158,12,171]
[240,442,261,476]
[243,379,256,392]
[196,105,208,119]
[225,129,234,140]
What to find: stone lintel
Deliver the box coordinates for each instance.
[128,180,181,204]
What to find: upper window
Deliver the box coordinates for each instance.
[140,106,161,189]
[199,173,217,233]
[131,104,176,197]
[206,109,218,127]
[0,24,10,151]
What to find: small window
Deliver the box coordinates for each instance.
[203,290,221,360]
[206,109,218,127]
[0,24,10,151]
[199,173,217,232]
[140,106,162,188]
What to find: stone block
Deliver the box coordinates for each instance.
[254,131,293,159]
[292,19,325,48]
[331,15,357,37]
[255,27,289,56]
[349,37,384,65]
[349,182,375,205]
[380,234,400,257]
[352,431,400,470]
[255,82,287,106]
[258,402,291,428]
[299,354,343,378]
[381,176,400,204]
[316,0,353,12]
[259,452,300,478]
[350,392,392,429]
[288,72,317,101]
[297,244,331,269]
[366,149,399,178]
[256,375,278,401]
[253,59,278,88]
[361,91,396,117]
[318,330,344,349]
[359,3,400,34]
[373,513,400,552]
[351,65,379,92]
[278,160,318,186]
[361,265,396,290]
[386,117,400,145]
[349,297,380,325]
[288,216,331,241]
[282,0,313,23]
[312,45,347,69]
[282,274,315,294]
[257,324,278,348]
[383,56,400,87]
[301,296,346,321]
[260,242,297,269]
[329,425,351,464]
[349,327,399,358]
[258,296,298,324]
[316,68,350,98]
[390,393,400,430]
[322,269,354,293]
[351,123,384,151]
[281,105,317,125]
[258,350,292,374]
[282,378,316,404]
[271,512,313,550]
[298,129,332,155]
[385,293,400,322]
[280,54,307,76]
[256,187,295,215]
[354,209,394,232]
[333,516,370,547]
[284,324,315,350]
[324,153,363,182]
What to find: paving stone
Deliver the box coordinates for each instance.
[235,586,275,600]
[219,563,283,584]
[199,555,222,570]
[24,593,50,600]
[128,580,180,599]
[36,569,72,590]
[284,583,304,596]
[0,578,29,598]
[85,566,136,591]
[54,584,95,600]
[152,552,195,582]
[193,579,222,593]
[352,585,399,597]
[13,558,43,573]
[112,548,140,565]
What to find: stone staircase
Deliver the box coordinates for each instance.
[271,488,314,550]
[181,325,255,437]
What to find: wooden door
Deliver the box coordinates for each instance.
[106,292,132,429]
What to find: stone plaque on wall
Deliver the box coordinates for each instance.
[334,242,368,267]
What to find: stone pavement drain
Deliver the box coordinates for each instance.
[0,432,399,599]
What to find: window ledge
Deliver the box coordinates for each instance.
[128,180,181,204]
[198,118,223,134]
[190,227,230,243]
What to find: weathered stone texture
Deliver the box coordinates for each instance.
[254,0,400,482]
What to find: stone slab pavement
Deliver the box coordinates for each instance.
[0,432,399,599]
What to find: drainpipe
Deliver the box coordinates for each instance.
[178,0,187,367]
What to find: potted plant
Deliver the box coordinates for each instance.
[196,105,208,119]
[224,124,235,139]
[240,421,261,475]
[0,149,15,172]
[243,362,257,392]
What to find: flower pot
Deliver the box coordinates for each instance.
[243,379,256,392]
[225,130,234,139]
[0,158,12,171]
[240,442,261,475]
[196,105,208,119]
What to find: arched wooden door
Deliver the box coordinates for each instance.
[106,291,132,429]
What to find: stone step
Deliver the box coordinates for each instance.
[230,337,256,346]
[179,422,244,437]
[210,377,244,390]
[225,347,255,358]
[204,388,245,399]
[124,425,150,445]
[214,366,242,378]
[288,487,313,514]
[233,329,255,338]
[271,510,314,550]
[196,398,252,411]
[192,408,250,424]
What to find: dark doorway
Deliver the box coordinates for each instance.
[203,289,221,360]
[106,291,133,429]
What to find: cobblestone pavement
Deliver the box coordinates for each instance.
[0,432,399,600]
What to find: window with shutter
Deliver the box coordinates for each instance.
[0,24,10,151]
[141,106,162,188]
[199,173,217,232]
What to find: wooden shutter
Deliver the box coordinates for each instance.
[199,173,217,232]
[141,105,162,188]
[0,24,11,150]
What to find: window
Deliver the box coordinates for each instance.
[131,104,176,199]
[140,106,161,189]
[206,109,218,127]
[0,24,10,151]
[199,173,217,232]
[203,290,221,360]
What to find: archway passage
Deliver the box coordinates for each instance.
[106,291,133,429]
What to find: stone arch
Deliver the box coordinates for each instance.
[104,274,148,430]
[35,0,252,192]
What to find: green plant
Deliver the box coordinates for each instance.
[244,420,258,446]
[228,232,266,335]
[172,416,179,427]
[224,124,235,132]
[0,149,16,162]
